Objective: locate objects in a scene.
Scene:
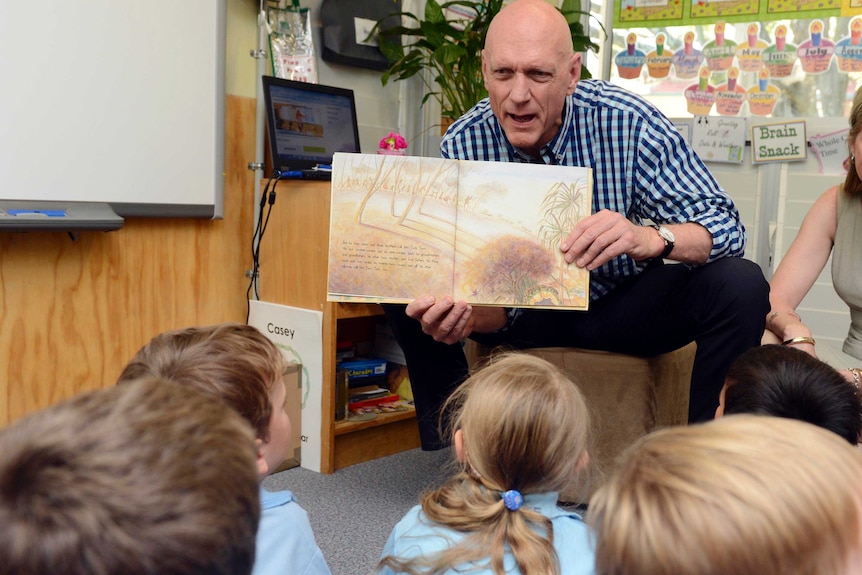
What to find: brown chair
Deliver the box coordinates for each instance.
[464,341,696,503]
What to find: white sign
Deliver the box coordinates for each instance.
[809,128,850,174]
[248,300,324,472]
[751,120,808,164]
[691,115,746,164]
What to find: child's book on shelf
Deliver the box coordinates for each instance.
[326,152,592,310]
[347,385,390,400]
[348,392,400,410]
[350,398,413,416]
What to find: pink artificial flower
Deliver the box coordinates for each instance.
[379,131,408,150]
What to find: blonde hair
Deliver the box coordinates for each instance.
[379,352,591,575]
[845,85,862,198]
[588,415,862,575]
[0,376,260,575]
[118,322,286,441]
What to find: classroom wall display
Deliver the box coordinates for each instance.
[0,0,226,218]
[615,0,860,27]
[611,17,861,119]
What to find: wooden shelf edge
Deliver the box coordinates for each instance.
[333,416,422,470]
[334,407,416,435]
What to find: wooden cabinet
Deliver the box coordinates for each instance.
[258,179,420,473]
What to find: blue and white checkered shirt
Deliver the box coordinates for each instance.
[441,79,746,301]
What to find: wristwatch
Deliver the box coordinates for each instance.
[651,224,675,259]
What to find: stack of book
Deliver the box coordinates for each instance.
[347,385,399,410]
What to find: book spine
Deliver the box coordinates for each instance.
[348,394,400,409]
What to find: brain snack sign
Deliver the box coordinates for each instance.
[751,120,807,164]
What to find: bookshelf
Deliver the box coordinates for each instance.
[258,179,421,473]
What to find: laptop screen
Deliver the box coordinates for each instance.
[261,76,361,174]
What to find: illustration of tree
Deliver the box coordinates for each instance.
[462,235,554,304]
[538,180,586,299]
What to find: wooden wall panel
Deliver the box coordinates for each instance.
[0,95,256,425]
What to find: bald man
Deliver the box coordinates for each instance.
[383,0,768,450]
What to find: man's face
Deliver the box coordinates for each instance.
[481,44,579,158]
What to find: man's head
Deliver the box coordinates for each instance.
[717,344,861,444]
[0,376,260,575]
[588,415,862,575]
[118,322,292,478]
[482,0,580,157]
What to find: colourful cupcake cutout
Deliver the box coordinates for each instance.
[762,25,798,78]
[797,20,834,74]
[715,66,746,116]
[835,17,862,73]
[615,32,646,79]
[704,22,737,71]
[736,23,768,73]
[646,33,673,78]
[747,67,781,117]
[685,66,715,116]
[673,31,704,79]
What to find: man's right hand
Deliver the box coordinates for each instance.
[405,296,507,344]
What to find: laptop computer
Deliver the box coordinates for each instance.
[261,76,361,181]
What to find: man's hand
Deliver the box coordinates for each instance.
[405,296,508,344]
[560,210,660,270]
[406,296,474,345]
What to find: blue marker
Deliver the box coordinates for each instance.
[7,209,66,217]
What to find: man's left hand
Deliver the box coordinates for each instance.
[560,210,660,270]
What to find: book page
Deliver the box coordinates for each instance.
[452,160,592,310]
[328,153,458,303]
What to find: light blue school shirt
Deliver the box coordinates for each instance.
[378,492,595,575]
[252,486,332,575]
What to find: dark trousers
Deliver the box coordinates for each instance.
[383,257,770,450]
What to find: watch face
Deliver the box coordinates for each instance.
[657,226,675,243]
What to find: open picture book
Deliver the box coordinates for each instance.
[326,152,592,310]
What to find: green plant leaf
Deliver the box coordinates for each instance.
[424,0,445,24]
[433,43,467,67]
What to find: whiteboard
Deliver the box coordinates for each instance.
[0,0,225,218]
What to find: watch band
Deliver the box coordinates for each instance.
[652,224,675,259]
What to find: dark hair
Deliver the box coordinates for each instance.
[725,344,862,444]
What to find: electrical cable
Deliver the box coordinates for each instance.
[246,170,282,322]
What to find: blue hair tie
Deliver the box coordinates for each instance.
[501,490,524,511]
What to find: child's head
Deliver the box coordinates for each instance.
[0,376,261,575]
[118,322,291,477]
[717,344,862,443]
[450,351,591,494]
[588,415,862,575]
[380,351,591,575]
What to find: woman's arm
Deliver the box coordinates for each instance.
[766,185,840,356]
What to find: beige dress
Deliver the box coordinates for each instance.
[823,185,862,367]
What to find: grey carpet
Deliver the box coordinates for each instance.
[264,447,455,575]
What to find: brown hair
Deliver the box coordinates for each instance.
[0,376,260,575]
[379,352,591,575]
[588,415,862,575]
[118,322,286,441]
[844,85,862,198]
